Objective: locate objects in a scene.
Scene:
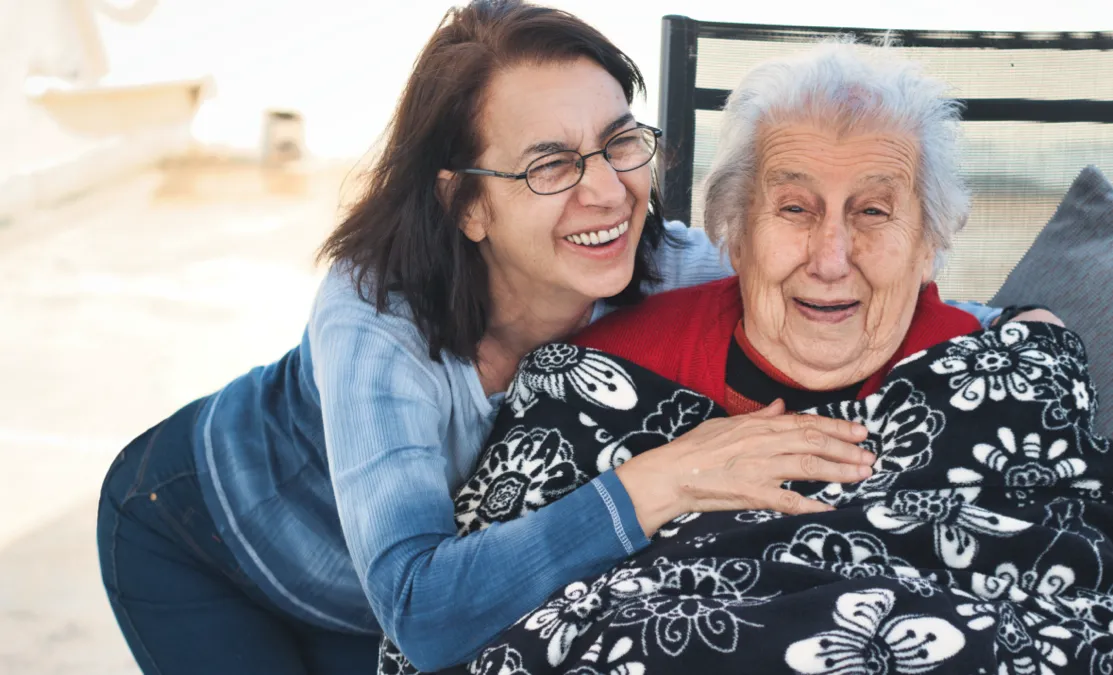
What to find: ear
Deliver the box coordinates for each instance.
[920,248,936,286]
[435,169,456,209]
[437,169,489,243]
[727,223,746,274]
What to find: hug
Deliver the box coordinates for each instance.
[95,0,1111,674]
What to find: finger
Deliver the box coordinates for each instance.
[757,487,834,515]
[780,428,876,466]
[792,414,869,444]
[775,453,872,483]
[750,399,786,418]
[752,414,868,445]
[749,426,873,466]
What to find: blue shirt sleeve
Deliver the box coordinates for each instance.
[309,275,649,672]
[945,300,1003,329]
[643,220,735,293]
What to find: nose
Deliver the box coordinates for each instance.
[806,213,852,282]
[574,154,626,209]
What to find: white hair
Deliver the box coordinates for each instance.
[702,38,970,276]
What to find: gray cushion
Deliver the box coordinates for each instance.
[991,165,1113,437]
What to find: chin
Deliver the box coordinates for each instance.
[582,278,633,301]
[576,263,637,300]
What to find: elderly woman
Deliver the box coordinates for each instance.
[415,40,1112,675]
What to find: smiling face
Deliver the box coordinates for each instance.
[459,57,651,310]
[732,122,936,390]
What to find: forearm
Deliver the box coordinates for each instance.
[367,470,647,671]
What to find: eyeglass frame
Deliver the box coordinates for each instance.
[456,123,663,196]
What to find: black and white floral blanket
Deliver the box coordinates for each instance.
[380,321,1113,674]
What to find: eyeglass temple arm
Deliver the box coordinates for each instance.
[458,168,528,180]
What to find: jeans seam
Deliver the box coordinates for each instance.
[122,419,167,502]
[150,478,225,573]
[119,469,198,507]
[107,501,166,675]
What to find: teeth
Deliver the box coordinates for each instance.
[564,221,629,247]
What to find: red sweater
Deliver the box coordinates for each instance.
[573,277,980,409]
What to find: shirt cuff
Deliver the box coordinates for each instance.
[591,470,652,554]
[945,300,1003,329]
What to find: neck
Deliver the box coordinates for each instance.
[740,317,889,391]
[476,280,595,395]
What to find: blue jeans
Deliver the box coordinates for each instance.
[96,398,381,674]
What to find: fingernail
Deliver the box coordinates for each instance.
[854,424,868,436]
[861,451,876,464]
[857,465,873,479]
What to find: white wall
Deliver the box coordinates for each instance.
[2,0,1110,215]
[91,0,1112,160]
[0,0,202,220]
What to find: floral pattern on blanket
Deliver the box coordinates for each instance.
[379,321,1113,674]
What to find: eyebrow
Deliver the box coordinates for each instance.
[516,112,636,164]
[764,171,907,190]
[765,170,815,187]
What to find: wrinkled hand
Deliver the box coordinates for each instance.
[615,399,873,537]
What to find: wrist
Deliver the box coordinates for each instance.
[614,454,683,538]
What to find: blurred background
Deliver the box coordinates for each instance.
[1,1,1111,673]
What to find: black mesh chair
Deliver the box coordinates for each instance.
[657,19,1113,301]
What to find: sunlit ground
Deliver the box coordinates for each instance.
[0,158,353,674]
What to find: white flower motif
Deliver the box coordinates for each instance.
[1072,379,1092,411]
[993,562,1077,600]
[799,379,943,506]
[525,581,600,667]
[378,638,418,675]
[468,645,531,675]
[657,512,701,538]
[507,345,637,417]
[765,524,916,579]
[567,636,646,675]
[522,568,658,667]
[866,487,1030,569]
[735,509,785,525]
[947,428,1095,508]
[930,323,1057,411]
[686,533,718,549]
[609,559,772,657]
[784,589,965,674]
[895,573,942,598]
[594,389,716,474]
[955,600,1072,674]
[455,426,585,534]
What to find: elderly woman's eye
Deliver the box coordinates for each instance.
[781,205,805,214]
[862,207,889,217]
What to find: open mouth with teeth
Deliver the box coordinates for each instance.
[795,299,861,313]
[563,221,629,247]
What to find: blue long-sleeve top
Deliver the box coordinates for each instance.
[192,222,1000,671]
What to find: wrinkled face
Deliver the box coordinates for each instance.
[458,57,651,308]
[732,123,936,390]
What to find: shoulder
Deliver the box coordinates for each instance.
[308,264,445,387]
[645,221,734,294]
[916,283,982,334]
[574,277,740,366]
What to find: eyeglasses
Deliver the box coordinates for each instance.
[458,123,662,196]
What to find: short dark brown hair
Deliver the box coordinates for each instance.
[317,0,670,361]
